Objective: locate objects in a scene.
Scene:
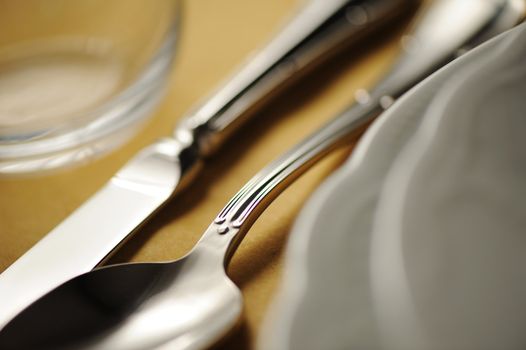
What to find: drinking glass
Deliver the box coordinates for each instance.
[0,0,180,174]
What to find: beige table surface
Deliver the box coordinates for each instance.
[0,1,412,348]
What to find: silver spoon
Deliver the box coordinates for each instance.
[0,0,521,349]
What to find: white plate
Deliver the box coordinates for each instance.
[257,21,515,350]
[371,23,526,350]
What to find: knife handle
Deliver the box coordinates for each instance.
[174,0,413,157]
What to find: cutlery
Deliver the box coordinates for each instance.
[0,0,522,349]
[0,0,409,329]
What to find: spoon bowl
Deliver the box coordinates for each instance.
[0,243,242,350]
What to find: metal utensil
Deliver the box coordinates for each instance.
[0,0,408,329]
[0,1,522,349]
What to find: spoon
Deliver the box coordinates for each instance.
[0,0,519,349]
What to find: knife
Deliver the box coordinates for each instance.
[0,0,412,328]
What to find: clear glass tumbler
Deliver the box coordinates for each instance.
[0,0,180,175]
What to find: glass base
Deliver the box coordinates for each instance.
[0,27,178,176]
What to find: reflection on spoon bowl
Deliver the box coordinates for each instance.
[0,248,242,350]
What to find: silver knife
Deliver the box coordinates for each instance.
[0,0,410,328]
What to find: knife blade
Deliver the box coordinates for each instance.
[0,0,411,328]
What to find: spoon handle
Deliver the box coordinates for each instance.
[197,97,384,262]
[195,0,522,263]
